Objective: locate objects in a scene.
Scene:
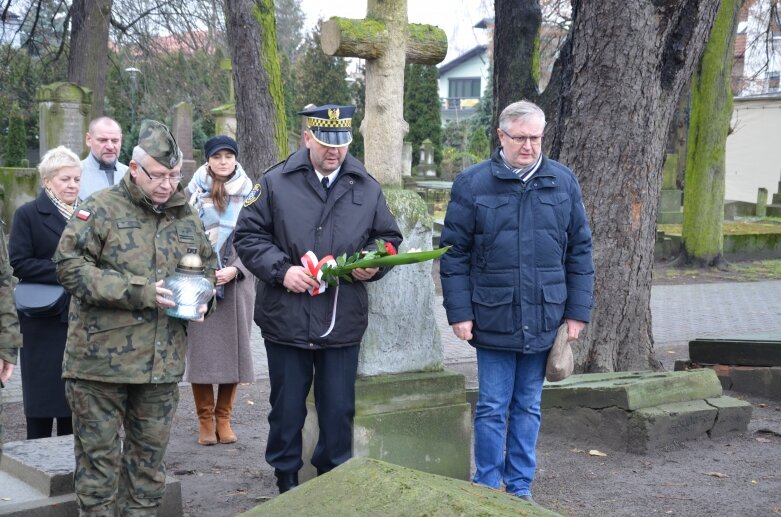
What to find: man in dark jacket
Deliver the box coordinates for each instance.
[440,100,594,501]
[235,104,402,493]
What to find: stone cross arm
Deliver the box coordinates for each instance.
[321,18,447,65]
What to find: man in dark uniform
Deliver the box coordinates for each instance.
[235,104,402,493]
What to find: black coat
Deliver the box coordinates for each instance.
[235,149,402,349]
[9,191,71,418]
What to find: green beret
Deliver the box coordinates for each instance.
[138,120,181,169]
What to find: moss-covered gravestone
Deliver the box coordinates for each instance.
[36,82,92,159]
[240,457,559,517]
[300,0,471,485]
[541,370,752,454]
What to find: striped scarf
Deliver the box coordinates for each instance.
[186,162,253,265]
[45,188,79,220]
[500,150,542,184]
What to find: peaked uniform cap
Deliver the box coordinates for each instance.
[297,104,355,148]
[138,119,181,169]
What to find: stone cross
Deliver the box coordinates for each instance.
[320,0,447,186]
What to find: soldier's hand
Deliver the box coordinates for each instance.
[0,359,14,384]
[155,280,176,309]
[283,266,321,293]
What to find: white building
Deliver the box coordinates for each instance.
[437,45,489,123]
[725,93,781,203]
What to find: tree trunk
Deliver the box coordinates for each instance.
[321,19,447,65]
[492,0,542,148]
[67,0,112,122]
[549,0,720,371]
[680,0,742,268]
[223,0,287,179]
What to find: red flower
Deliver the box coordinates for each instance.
[384,242,397,255]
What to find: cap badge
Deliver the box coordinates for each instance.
[328,108,340,121]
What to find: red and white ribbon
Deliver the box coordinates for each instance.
[301,251,336,296]
[300,251,339,337]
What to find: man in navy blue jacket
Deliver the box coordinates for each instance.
[440,100,594,502]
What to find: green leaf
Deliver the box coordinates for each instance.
[324,246,451,277]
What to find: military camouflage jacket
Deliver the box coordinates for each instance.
[54,172,217,384]
[0,223,21,364]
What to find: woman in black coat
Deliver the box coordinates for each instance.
[9,145,82,439]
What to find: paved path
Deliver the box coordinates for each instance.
[4,281,781,403]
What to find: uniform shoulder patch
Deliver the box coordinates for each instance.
[244,183,262,207]
[75,209,91,221]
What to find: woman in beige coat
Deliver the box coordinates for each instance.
[185,136,255,445]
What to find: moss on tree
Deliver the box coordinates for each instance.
[680,0,741,267]
[253,0,287,160]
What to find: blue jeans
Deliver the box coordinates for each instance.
[473,347,548,497]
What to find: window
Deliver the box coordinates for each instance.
[768,71,780,92]
[448,78,481,99]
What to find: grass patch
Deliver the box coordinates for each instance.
[658,220,781,236]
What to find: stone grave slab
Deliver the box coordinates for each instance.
[239,457,560,516]
[0,435,182,516]
[689,338,781,367]
[541,369,722,410]
[540,371,752,454]
[675,337,781,400]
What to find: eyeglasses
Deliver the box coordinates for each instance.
[500,129,543,145]
[139,164,182,184]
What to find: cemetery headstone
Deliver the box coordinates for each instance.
[657,153,683,224]
[35,82,92,159]
[171,101,197,182]
[756,187,768,217]
[211,58,237,139]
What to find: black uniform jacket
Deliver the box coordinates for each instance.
[235,149,402,349]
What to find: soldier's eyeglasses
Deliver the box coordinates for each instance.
[500,129,543,145]
[139,164,183,184]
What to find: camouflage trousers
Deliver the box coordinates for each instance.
[65,379,180,517]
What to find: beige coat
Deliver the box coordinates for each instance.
[184,250,255,384]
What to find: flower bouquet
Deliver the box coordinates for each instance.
[304,240,449,290]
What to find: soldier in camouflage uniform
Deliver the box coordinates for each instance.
[54,120,217,516]
[0,222,23,462]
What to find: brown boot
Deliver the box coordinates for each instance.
[192,384,217,445]
[215,383,238,444]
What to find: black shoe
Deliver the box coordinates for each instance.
[517,495,534,503]
[275,471,299,494]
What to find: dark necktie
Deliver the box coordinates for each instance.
[321,177,329,191]
[100,163,116,185]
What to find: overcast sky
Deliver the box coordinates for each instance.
[297,0,493,65]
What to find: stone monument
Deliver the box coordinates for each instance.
[211,58,237,139]
[414,139,437,177]
[300,0,471,482]
[35,82,92,159]
[171,101,197,182]
[657,152,683,224]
